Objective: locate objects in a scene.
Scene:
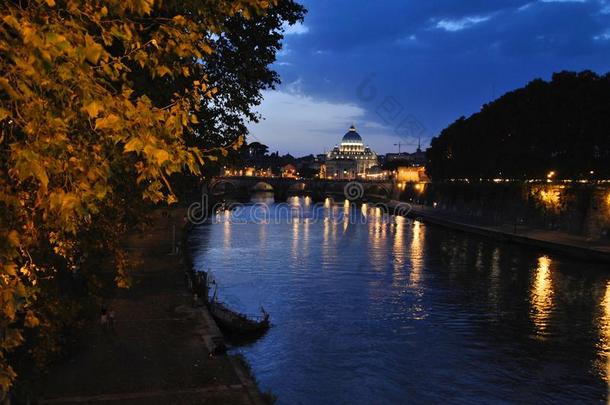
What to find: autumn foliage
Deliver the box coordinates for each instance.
[0,0,303,394]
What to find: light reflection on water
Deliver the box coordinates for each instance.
[409,220,424,288]
[531,255,554,337]
[599,281,610,402]
[190,196,610,404]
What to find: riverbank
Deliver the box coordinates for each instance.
[388,200,610,263]
[36,207,266,404]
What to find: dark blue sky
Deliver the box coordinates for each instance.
[247,0,610,156]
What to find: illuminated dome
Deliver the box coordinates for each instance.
[341,125,363,144]
[325,125,378,180]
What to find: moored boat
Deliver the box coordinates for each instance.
[208,300,270,335]
[206,281,270,336]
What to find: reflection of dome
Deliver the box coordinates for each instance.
[341,125,363,144]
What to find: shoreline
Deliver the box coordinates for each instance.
[388,200,610,263]
[36,206,267,404]
[181,216,268,404]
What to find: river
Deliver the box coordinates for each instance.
[189,194,610,404]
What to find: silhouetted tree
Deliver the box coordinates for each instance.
[427,71,610,181]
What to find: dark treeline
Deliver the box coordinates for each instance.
[426,71,610,181]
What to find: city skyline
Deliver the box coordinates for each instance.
[247,0,610,156]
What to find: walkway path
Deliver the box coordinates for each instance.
[38,208,265,404]
[388,200,610,263]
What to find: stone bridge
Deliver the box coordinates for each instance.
[208,176,398,201]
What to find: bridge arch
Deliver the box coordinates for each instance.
[366,184,391,198]
[210,179,238,195]
[251,181,274,192]
[287,182,308,193]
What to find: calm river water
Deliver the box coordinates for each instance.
[190,195,610,404]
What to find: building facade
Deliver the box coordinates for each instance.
[324,126,378,179]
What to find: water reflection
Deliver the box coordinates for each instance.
[343,201,350,232]
[409,220,424,287]
[488,247,501,306]
[223,210,231,250]
[598,281,610,401]
[193,196,609,404]
[392,215,405,282]
[368,206,387,273]
[291,218,299,260]
[530,255,554,337]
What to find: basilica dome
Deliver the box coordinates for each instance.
[341,125,363,144]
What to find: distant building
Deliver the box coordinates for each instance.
[324,125,378,179]
[385,150,426,167]
[281,164,298,178]
[223,166,272,177]
[396,166,429,183]
[365,165,389,180]
[385,141,426,168]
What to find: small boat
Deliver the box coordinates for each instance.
[208,301,270,335]
[207,282,270,336]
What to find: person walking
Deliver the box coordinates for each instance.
[108,307,116,331]
[100,305,108,331]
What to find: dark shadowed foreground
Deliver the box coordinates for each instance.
[38,209,263,404]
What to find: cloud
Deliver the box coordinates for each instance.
[256,0,610,155]
[434,15,493,31]
[394,34,419,46]
[282,21,310,35]
[277,43,291,57]
[594,30,610,40]
[247,89,366,155]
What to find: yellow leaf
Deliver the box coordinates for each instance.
[202,43,213,55]
[45,0,55,6]
[24,311,40,328]
[190,115,199,124]
[0,107,9,121]
[153,149,170,165]
[84,35,104,64]
[60,193,79,210]
[133,0,154,15]
[172,15,187,26]
[4,264,17,276]
[7,230,19,247]
[2,15,20,31]
[82,101,104,118]
[156,66,172,77]
[32,162,49,190]
[95,114,120,130]
[124,138,144,153]
[0,78,20,99]
[94,183,109,199]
